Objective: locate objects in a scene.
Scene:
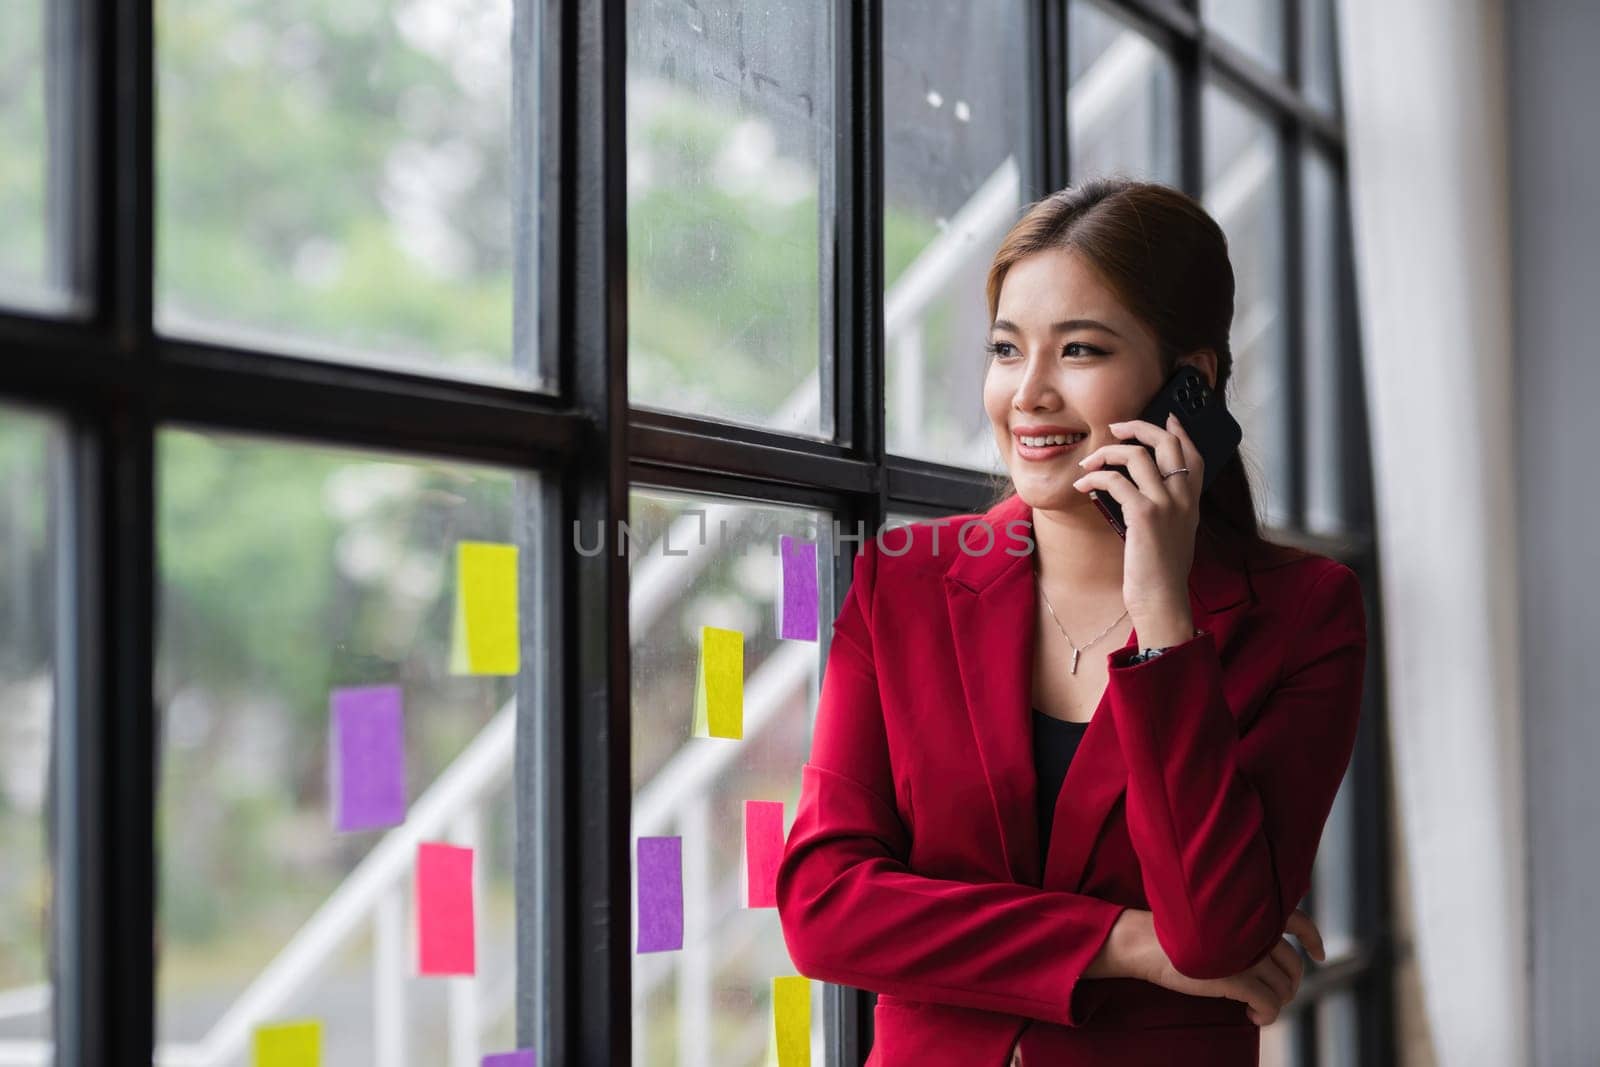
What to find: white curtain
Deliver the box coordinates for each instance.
[1335,2,1528,1064]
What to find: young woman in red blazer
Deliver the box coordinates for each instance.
[776,178,1368,1066]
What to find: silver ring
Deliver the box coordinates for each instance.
[1160,466,1190,479]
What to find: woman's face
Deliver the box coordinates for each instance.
[982,247,1172,514]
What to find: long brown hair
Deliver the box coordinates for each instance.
[983,175,1270,550]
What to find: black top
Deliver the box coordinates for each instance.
[1033,709,1091,867]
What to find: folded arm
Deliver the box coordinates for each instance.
[1106,562,1368,980]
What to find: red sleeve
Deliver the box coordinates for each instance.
[1105,561,1368,980]
[775,538,1130,1027]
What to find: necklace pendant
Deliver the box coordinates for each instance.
[1070,648,1081,675]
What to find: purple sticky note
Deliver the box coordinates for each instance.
[329,685,407,832]
[778,536,818,641]
[636,835,683,953]
[482,1051,535,1067]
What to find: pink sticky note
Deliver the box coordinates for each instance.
[778,536,819,641]
[744,800,785,908]
[416,842,475,975]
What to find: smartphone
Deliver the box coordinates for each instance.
[1087,365,1242,539]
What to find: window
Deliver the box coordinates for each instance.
[0,407,58,1059]
[627,490,830,1064]
[1301,147,1356,535]
[625,0,833,437]
[1203,81,1291,529]
[881,0,1033,471]
[0,1,85,315]
[156,0,540,387]
[154,431,530,1060]
[0,0,1384,1064]
[1068,0,1181,185]
[1201,0,1287,78]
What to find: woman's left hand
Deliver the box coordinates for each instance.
[1071,412,1204,637]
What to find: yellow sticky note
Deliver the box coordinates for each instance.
[691,625,743,739]
[253,1020,321,1066]
[449,541,520,675]
[772,976,810,1067]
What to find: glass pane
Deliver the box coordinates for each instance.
[1312,771,1358,959]
[628,490,830,1064]
[1317,989,1360,1066]
[1068,0,1180,186]
[0,0,78,314]
[155,431,538,1064]
[626,0,832,437]
[0,408,57,1058]
[886,509,939,531]
[157,0,544,387]
[1200,0,1286,77]
[1202,83,1289,529]
[1302,149,1350,535]
[882,0,1031,471]
[1259,1014,1301,1067]
[1300,0,1341,115]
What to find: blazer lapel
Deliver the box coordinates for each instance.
[945,494,1256,891]
[945,494,1044,886]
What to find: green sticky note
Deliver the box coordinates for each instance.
[772,976,810,1067]
[253,1020,321,1066]
[691,625,743,739]
[449,541,520,675]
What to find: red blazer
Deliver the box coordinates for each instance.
[776,492,1368,1066]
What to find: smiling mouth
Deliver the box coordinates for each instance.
[1013,433,1088,459]
[1016,432,1088,448]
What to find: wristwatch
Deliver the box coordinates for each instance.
[1124,628,1206,665]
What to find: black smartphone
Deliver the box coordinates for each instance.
[1088,365,1242,539]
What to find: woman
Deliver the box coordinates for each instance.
[775,177,1368,1066]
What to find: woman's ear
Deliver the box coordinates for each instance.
[1178,348,1219,391]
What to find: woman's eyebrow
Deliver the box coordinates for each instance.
[990,317,1123,339]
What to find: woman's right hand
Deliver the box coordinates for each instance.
[1144,907,1327,1027]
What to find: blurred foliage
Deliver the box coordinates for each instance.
[158,0,515,369]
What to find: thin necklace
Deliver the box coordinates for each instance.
[1037,577,1129,675]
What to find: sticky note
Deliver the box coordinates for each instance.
[636,835,683,953]
[744,800,785,908]
[253,1020,321,1066]
[449,541,520,675]
[328,685,407,832]
[416,841,475,975]
[777,536,818,641]
[772,976,811,1067]
[482,1052,535,1067]
[690,625,743,739]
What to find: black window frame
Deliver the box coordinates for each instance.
[0,0,1390,1064]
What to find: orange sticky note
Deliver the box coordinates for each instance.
[744,800,784,908]
[252,1019,321,1066]
[416,841,475,975]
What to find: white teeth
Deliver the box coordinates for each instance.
[1020,433,1085,447]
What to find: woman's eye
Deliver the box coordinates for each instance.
[984,340,1101,359]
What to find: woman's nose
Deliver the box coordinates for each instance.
[1012,352,1058,410]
